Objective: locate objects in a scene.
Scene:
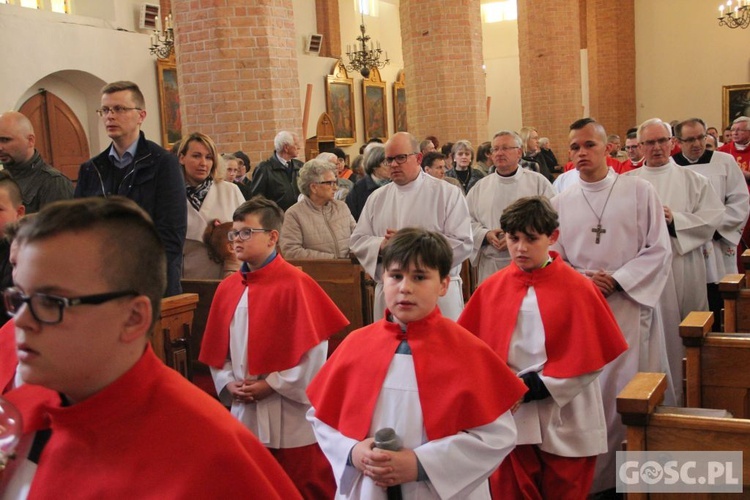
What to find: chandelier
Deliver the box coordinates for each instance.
[150,13,175,58]
[718,0,750,28]
[344,14,389,78]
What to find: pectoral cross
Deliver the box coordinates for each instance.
[592,224,606,244]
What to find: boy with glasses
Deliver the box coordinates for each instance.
[200,196,349,498]
[0,197,300,498]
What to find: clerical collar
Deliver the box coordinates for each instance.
[735,142,749,151]
[108,139,139,170]
[241,249,277,273]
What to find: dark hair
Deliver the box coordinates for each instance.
[440,142,454,156]
[17,197,166,325]
[425,135,439,149]
[101,81,145,109]
[569,117,607,142]
[476,141,492,163]
[500,196,559,237]
[332,148,346,161]
[421,151,446,170]
[0,170,24,208]
[233,196,284,232]
[382,228,452,279]
[233,150,251,169]
[626,129,638,140]
[675,118,706,138]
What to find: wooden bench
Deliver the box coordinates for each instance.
[618,372,750,499]
[680,311,750,418]
[152,293,199,380]
[718,273,750,333]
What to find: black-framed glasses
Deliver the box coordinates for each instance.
[624,145,639,150]
[491,146,520,153]
[678,135,706,144]
[316,180,338,186]
[3,287,139,325]
[227,228,272,242]
[640,137,671,148]
[95,106,142,117]
[385,153,417,165]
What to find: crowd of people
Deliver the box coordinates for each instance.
[0,76,749,498]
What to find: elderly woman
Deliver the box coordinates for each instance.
[279,159,356,259]
[445,140,485,193]
[345,143,390,221]
[180,132,245,279]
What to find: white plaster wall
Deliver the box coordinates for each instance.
[482,16,523,139]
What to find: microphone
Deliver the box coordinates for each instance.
[374,428,403,500]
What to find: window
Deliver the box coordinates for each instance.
[0,0,70,13]
[481,0,517,23]
[355,0,379,18]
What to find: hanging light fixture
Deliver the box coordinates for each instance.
[344,12,389,78]
[717,0,750,29]
[150,13,175,58]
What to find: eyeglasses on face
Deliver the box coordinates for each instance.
[3,287,139,325]
[640,137,671,148]
[315,180,338,186]
[96,106,142,117]
[491,146,520,153]
[227,228,272,242]
[385,153,417,165]
[677,135,706,144]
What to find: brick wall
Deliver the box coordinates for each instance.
[399,0,487,147]
[518,0,583,164]
[316,0,341,59]
[173,0,302,165]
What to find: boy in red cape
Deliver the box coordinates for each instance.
[199,196,349,499]
[0,197,300,498]
[307,228,526,499]
[458,196,628,499]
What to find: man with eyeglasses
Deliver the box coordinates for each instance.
[0,197,300,498]
[465,130,554,284]
[719,116,750,180]
[350,132,472,320]
[0,111,73,213]
[617,129,644,174]
[673,118,750,328]
[625,117,724,406]
[75,80,186,297]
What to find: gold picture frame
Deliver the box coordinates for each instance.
[326,61,356,147]
[393,70,407,133]
[362,67,388,142]
[156,55,182,149]
[723,83,750,128]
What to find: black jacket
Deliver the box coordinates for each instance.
[75,132,187,296]
[248,154,302,211]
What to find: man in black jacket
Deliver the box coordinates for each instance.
[75,81,186,296]
[249,131,303,211]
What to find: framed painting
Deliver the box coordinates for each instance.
[326,61,356,147]
[156,56,182,148]
[362,67,388,142]
[393,71,407,133]
[723,83,750,127]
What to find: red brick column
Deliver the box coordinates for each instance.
[518,0,583,163]
[172,0,302,164]
[586,0,636,138]
[316,0,341,59]
[399,0,487,146]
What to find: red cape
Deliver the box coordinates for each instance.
[199,254,349,374]
[618,158,644,174]
[1,320,16,393]
[719,142,750,172]
[458,252,627,378]
[3,346,301,499]
[307,308,527,441]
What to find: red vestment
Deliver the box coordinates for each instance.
[618,158,644,174]
[457,252,627,378]
[3,346,301,499]
[0,320,15,394]
[307,307,526,441]
[564,156,620,173]
[718,142,750,271]
[199,254,349,374]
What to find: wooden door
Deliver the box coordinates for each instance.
[19,91,89,183]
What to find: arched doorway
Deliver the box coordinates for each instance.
[19,90,89,183]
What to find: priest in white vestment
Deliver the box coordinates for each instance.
[626,119,724,405]
[466,130,554,284]
[673,118,750,329]
[550,118,674,495]
[350,132,472,320]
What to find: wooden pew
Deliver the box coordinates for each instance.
[680,311,750,418]
[718,273,750,332]
[152,293,199,380]
[618,372,750,499]
[180,280,221,373]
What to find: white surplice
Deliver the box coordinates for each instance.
[550,173,673,493]
[466,167,554,284]
[510,287,606,457]
[681,151,749,282]
[210,291,327,448]
[307,353,517,499]
[349,171,472,320]
[626,160,725,408]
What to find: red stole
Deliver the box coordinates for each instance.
[458,252,627,378]
[719,142,750,173]
[307,308,527,441]
[1,320,16,393]
[199,254,349,374]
